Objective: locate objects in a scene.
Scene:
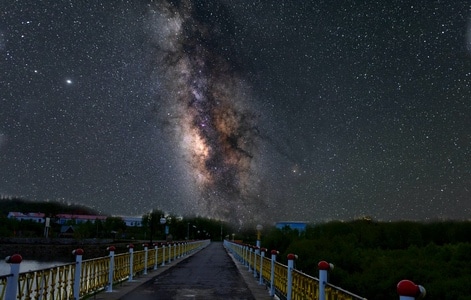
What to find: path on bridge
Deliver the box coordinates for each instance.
[121,242,261,300]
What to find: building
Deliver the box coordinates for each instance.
[121,216,143,227]
[55,214,108,225]
[275,221,308,232]
[7,212,46,223]
[7,211,143,227]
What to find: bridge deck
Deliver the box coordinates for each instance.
[95,242,270,300]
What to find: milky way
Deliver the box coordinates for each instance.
[2,1,470,223]
[146,1,264,223]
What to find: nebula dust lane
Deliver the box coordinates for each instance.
[147,0,264,223]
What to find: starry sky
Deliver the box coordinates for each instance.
[1,0,471,224]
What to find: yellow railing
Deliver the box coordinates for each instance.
[0,240,209,300]
[261,256,271,283]
[14,263,75,300]
[114,252,131,282]
[224,241,366,300]
[274,260,288,295]
[292,269,319,299]
[80,256,110,297]
[133,251,145,274]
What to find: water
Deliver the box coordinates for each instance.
[0,259,69,276]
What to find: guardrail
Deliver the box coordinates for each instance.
[224,240,426,300]
[0,240,210,299]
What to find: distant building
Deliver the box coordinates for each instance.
[59,225,75,238]
[55,214,107,225]
[7,212,46,223]
[275,221,308,232]
[7,211,143,227]
[120,216,143,227]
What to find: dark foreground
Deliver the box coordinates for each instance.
[121,242,256,300]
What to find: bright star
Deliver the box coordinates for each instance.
[66,79,73,84]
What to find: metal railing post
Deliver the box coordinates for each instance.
[259,248,266,285]
[5,254,22,300]
[143,243,148,275]
[270,250,278,297]
[397,280,426,300]
[286,253,296,300]
[318,261,334,300]
[127,244,134,281]
[107,246,115,292]
[73,249,84,300]
[248,247,252,272]
[154,243,158,270]
[161,243,166,266]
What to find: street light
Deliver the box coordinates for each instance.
[160,217,166,241]
[256,224,263,248]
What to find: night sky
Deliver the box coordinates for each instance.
[1,1,470,224]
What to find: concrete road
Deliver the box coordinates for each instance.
[121,242,258,300]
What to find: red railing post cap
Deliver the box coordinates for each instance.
[5,254,22,264]
[72,249,84,256]
[318,260,334,271]
[142,243,148,247]
[271,249,279,255]
[397,280,426,297]
[127,244,134,249]
[287,253,297,260]
[107,246,116,251]
[261,247,267,252]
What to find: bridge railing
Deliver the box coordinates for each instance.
[225,240,427,300]
[1,239,210,300]
[225,240,368,300]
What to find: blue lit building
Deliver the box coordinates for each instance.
[275,221,308,232]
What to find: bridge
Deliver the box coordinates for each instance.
[1,240,426,299]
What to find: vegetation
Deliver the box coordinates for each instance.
[261,219,471,300]
[0,198,231,242]
[0,197,99,216]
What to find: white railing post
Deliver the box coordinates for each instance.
[259,248,266,285]
[318,261,334,300]
[72,248,84,300]
[244,244,249,267]
[143,243,148,275]
[127,244,134,281]
[154,243,158,270]
[168,243,172,264]
[397,279,426,300]
[107,246,116,292]
[286,253,296,300]
[173,242,177,260]
[5,254,22,300]
[161,243,166,266]
[248,247,252,272]
[270,250,278,297]
[253,246,259,277]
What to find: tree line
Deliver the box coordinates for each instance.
[0,198,231,242]
[260,219,471,300]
